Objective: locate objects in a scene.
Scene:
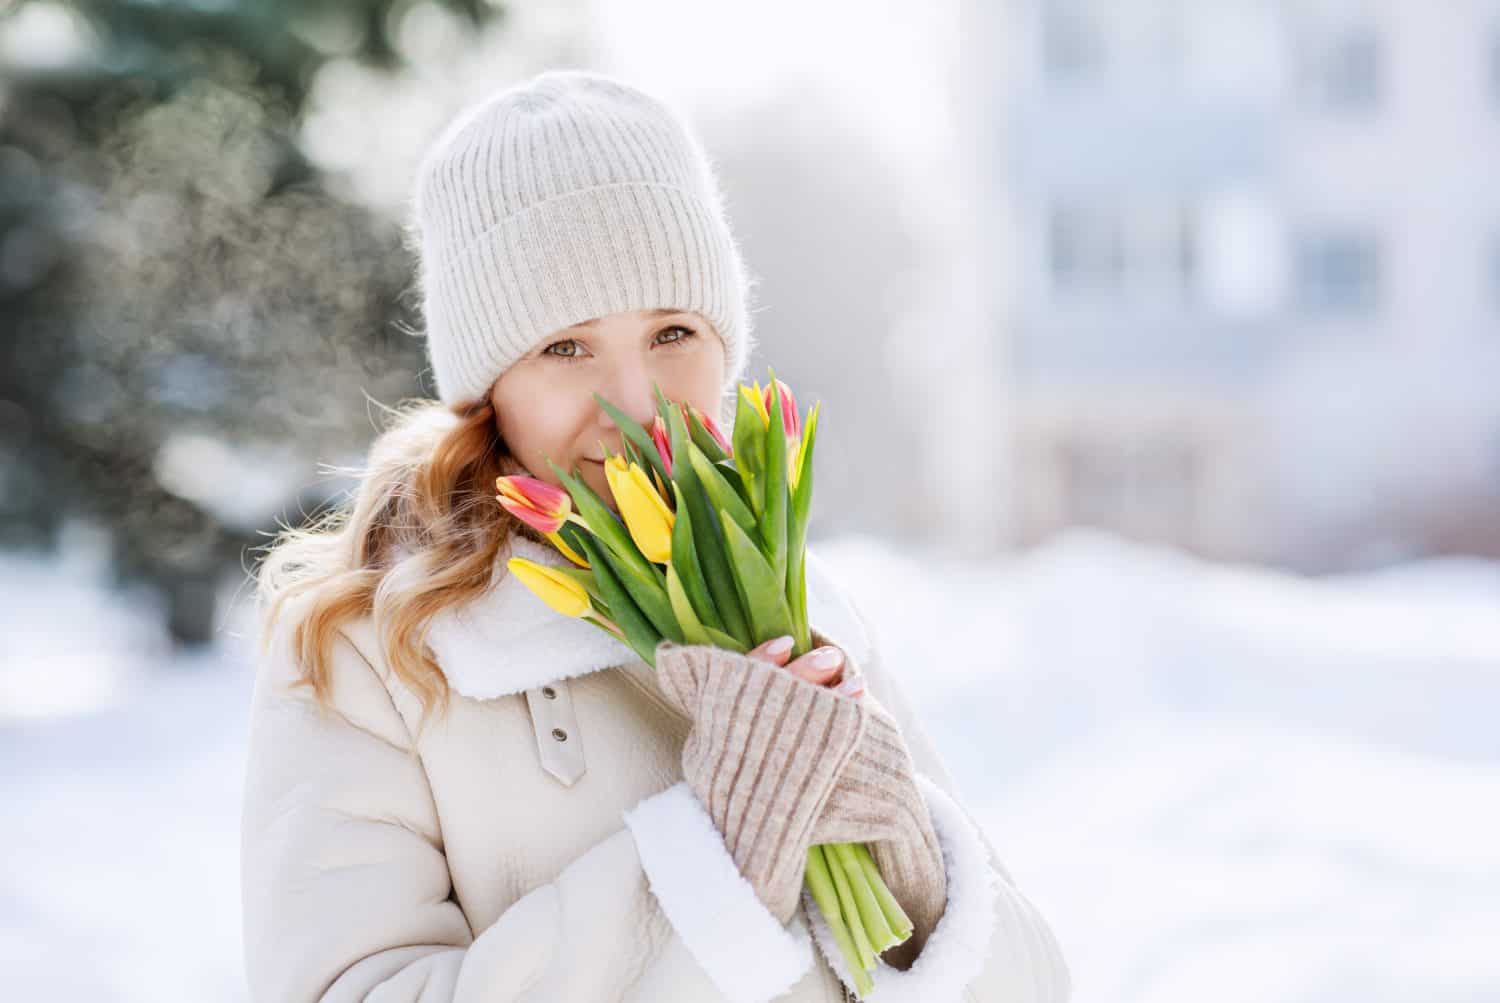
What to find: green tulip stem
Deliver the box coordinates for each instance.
[577,611,625,645]
[826,837,877,974]
[853,843,914,940]
[830,842,900,953]
[805,845,875,999]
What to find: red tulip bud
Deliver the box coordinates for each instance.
[688,403,734,456]
[762,378,801,441]
[650,414,674,477]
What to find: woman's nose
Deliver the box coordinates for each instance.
[595,370,660,433]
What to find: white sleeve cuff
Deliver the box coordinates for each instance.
[622,780,814,1003]
[802,772,1001,1003]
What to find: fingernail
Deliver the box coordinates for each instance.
[836,675,864,697]
[811,646,844,670]
[766,635,793,656]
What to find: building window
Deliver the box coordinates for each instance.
[1176,206,1198,296]
[1049,203,1125,295]
[1048,200,1197,302]
[1042,1,1105,84]
[1492,234,1500,309]
[1302,26,1383,113]
[1491,30,1500,108]
[1295,229,1381,313]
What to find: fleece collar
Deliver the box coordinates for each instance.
[426,532,872,701]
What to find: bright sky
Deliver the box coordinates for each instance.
[589,0,963,167]
[291,0,971,211]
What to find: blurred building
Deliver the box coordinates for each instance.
[995,0,1500,568]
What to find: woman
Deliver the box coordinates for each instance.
[240,69,1071,1002]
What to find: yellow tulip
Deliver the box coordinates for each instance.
[604,455,675,564]
[603,453,630,490]
[739,379,770,427]
[544,529,590,569]
[507,557,592,618]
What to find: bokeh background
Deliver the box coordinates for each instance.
[3,1,1497,999]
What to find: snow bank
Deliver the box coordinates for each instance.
[3,527,1497,1000]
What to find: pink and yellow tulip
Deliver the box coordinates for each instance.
[763,377,804,488]
[740,377,801,442]
[763,377,801,441]
[496,474,569,533]
[739,379,771,427]
[496,474,590,567]
[739,377,805,491]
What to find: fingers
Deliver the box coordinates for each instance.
[787,645,848,689]
[747,634,795,665]
[834,673,865,698]
[746,636,863,694]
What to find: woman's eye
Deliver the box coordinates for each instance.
[544,340,585,361]
[544,326,696,363]
[658,325,698,347]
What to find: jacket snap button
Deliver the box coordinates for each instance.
[542,686,557,699]
[551,727,568,742]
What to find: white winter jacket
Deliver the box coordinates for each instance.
[239,532,1072,1002]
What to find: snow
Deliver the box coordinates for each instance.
[818,530,1500,1001]
[3,527,1497,1000]
[1,541,255,1001]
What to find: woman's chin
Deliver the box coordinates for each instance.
[581,478,616,513]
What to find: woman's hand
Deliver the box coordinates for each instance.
[746,632,866,697]
[656,628,944,949]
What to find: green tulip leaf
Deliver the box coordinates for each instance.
[669,481,724,632]
[688,443,756,537]
[595,535,683,644]
[575,532,661,666]
[760,365,790,589]
[665,563,711,645]
[701,624,749,652]
[548,460,644,572]
[593,390,671,490]
[667,404,750,642]
[719,508,795,643]
[686,405,731,464]
[786,400,820,651]
[733,385,767,516]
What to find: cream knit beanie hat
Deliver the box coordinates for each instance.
[408,69,758,408]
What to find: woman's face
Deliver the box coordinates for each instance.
[490,308,727,508]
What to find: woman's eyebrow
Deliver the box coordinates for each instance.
[565,308,681,331]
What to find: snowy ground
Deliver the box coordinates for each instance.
[3,528,1497,1001]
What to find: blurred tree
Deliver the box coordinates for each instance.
[0,0,505,644]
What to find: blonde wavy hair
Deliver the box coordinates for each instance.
[251,393,546,738]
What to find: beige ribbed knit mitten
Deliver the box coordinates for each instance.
[654,628,948,954]
[807,646,948,968]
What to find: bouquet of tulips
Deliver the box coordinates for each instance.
[496,371,910,997]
